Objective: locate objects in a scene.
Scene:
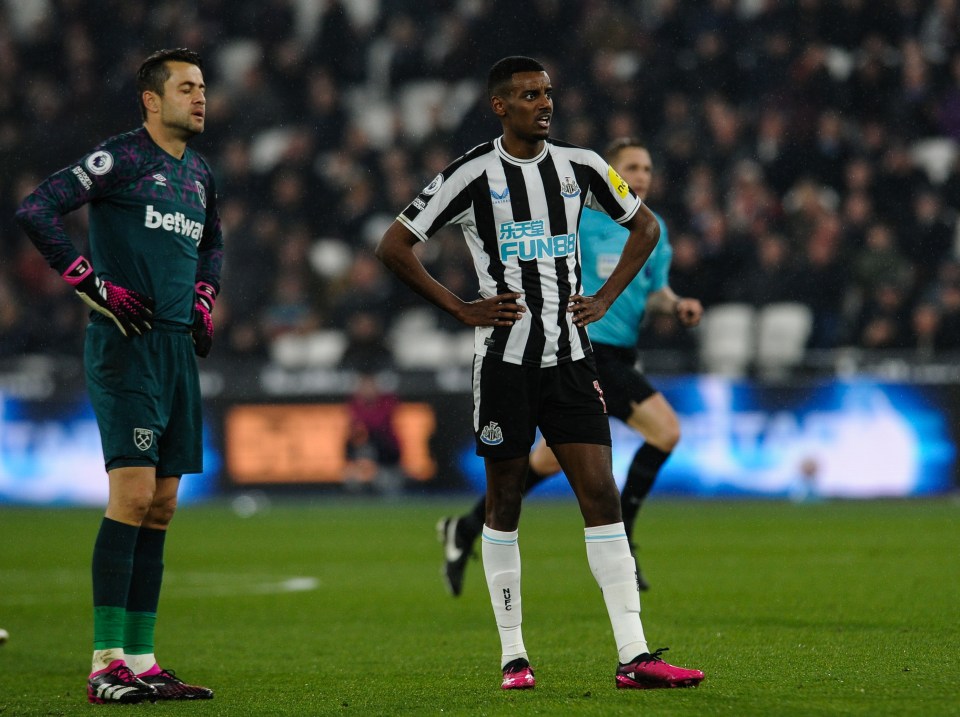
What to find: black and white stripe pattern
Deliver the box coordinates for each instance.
[400,137,641,367]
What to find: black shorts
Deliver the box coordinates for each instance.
[471,354,611,459]
[593,343,658,422]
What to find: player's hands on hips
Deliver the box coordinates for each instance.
[61,256,154,337]
[456,292,525,327]
[191,281,217,358]
[675,298,703,328]
[567,294,609,328]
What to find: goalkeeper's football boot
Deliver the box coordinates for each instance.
[615,647,704,689]
[87,660,158,704]
[501,658,536,690]
[437,516,474,597]
[139,667,214,700]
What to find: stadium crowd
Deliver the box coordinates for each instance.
[2,0,960,368]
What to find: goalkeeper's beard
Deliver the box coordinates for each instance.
[164,117,204,140]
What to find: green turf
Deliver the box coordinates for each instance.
[1,496,958,716]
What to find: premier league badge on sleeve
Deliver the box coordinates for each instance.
[195,181,207,208]
[422,173,444,196]
[84,150,114,176]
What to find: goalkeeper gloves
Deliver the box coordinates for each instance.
[192,281,217,358]
[61,256,154,337]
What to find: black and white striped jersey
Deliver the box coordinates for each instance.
[399,136,642,368]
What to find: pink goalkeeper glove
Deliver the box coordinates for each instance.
[61,256,154,337]
[192,281,217,357]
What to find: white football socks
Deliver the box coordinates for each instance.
[91,648,125,674]
[126,653,157,676]
[481,525,527,668]
[585,522,648,663]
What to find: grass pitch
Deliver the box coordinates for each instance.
[0,496,958,716]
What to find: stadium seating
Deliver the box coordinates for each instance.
[755,302,814,379]
[699,303,756,376]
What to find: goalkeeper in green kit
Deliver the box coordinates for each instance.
[16,48,222,705]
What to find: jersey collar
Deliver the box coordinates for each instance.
[494,136,548,166]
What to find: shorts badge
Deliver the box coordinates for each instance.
[134,428,154,451]
[480,421,504,445]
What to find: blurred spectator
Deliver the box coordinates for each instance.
[0,273,30,357]
[261,273,321,341]
[339,310,392,374]
[733,233,801,307]
[329,250,400,332]
[796,224,849,349]
[911,302,941,358]
[935,281,960,350]
[937,50,960,139]
[853,222,914,297]
[342,372,403,496]
[903,188,956,287]
[855,282,913,350]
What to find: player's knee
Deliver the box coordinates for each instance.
[577,481,622,525]
[110,492,153,524]
[660,421,681,451]
[147,494,178,527]
[485,493,522,531]
[646,415,681,451]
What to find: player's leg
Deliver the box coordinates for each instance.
[123,476,177,679]
[89,466,159,704]
[84,324,161,704]
[129,330,213,700]
[554,442,703,688]
[527,437,561,483]
[545,358,702,689]
[439,437,558,597]
[473,355,536,689]
[620,392,680,542]
[553,442,646,652]
[592,345,673,589]
[437,496,486,597]
[483,455,534,689]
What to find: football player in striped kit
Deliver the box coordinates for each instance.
[17,48,221,704]
[440,139,703,594]
[377,56,703,691]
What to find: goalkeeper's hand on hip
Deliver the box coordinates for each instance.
[191,281,217,358]
[61,256,154,337]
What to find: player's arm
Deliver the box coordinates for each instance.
[15,155,154,337]
[568,203,660,327]
[375,220,524,327]
[192,174,224,357]
[646,286,703,327]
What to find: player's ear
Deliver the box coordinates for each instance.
[490,95,506,118]
[142,91,161,115]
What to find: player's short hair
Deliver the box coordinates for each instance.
[604,137,649,162]
[136,48,204,120]
[487,56,546,98]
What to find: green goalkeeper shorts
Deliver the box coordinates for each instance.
[84,321,203,476]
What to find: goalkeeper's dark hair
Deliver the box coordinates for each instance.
[487,56,545,98]
[136,48,204,120]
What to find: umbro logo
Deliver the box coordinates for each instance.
[152,173,167,186]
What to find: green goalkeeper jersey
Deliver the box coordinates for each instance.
[17,126,223,328]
